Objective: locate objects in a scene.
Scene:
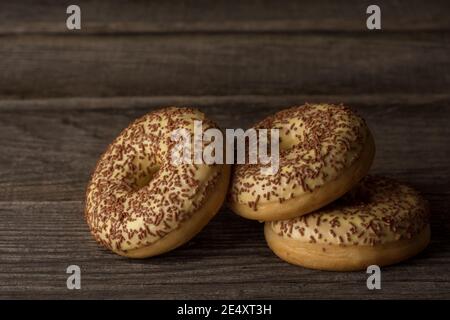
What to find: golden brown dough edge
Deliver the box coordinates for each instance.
[117,165,231,258]
[264,223,430,271]
[229,132,376,221]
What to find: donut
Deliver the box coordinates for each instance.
[228,103,375,221]
[264,175,430,271]
[85,107,230,258]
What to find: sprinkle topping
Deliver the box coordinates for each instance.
[85,107,222,253]
[229,103,369,210]
[270,175,430,246]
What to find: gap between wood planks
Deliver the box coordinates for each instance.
[1,93,450,111]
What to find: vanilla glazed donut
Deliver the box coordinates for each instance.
[228,103,375,221]
[265,175,430,271]
[85,107,230,258]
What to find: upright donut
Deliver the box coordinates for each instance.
[85,107,230,258]
[265,175,430,271]
[228,103,375,221]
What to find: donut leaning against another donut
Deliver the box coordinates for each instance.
[228,103,375,221]
[85,107,230,258]
[264,175,430,271]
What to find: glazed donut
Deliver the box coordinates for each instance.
[228,103,375,221]
[85,107,230,258]
[265,175,430,271]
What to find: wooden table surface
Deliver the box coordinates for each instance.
[0,1,449,299]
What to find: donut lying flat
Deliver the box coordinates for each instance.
[85,107,230,258]
[228,103,375,221]
[265,175,430,271]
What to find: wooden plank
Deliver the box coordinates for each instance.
[0,194,448,299]
[0,96,449,298]
[0,33,449,99]
[0,95,449,202]
[1,0,449,35]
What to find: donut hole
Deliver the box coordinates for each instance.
[278,127,298,151]
[129,164,161,191]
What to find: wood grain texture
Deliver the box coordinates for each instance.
[1,0,449,35]
[1,95,449,202]
[1,33,449,99]
[0,197,448,299]
[0,96,449,299]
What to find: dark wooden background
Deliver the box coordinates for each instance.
[0,0,449,299]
